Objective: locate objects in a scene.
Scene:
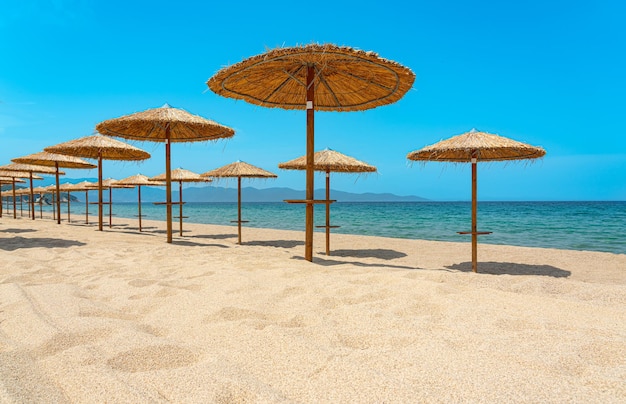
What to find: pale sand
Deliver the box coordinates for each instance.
[0,215,624,403]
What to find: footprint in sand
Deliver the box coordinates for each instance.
[107,345,199,373]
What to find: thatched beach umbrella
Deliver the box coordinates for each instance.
[58,182,77,223]
[279,148,377,255]
[201,161,277,244]
[68,180,96,224]
[117,174,165,232]
[407,129,546,273]
[149,168,209,236]
[45,134,150,231]
[96,104,234,243]
[0,176,26,218]
[87,178,133,228]
[12,152,96,224]
[31,185,50,219]
[207,43,414,261]
[0,163,58,220]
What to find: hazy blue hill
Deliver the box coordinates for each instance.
[24,178,428,203]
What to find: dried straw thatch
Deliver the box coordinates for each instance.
[150,168,208,183]
[201,161,277,244]
[12,152,96,169]
[201,160,277,179]
[0,163,61,175]
[96,104,235,143]
[207,43,415,112]
[406,129,546,162]
[278,148,377,173]
[45,134,151,161]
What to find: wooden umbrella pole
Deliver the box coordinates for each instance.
[67,191,71,222]
[471,155,478,273]
[179,181,183,236]
[165,126,173,243]
[19,192,23,217]
[85,190,89,224]
[98,154,103,231]
[109,187,113,228]
[55,163,61,224]
[305,64,315,262]
[39,193,43,218]
[325,170,331,255]
[237,176,242,244]
[0,184,3,217]
[30,173,35,220]
[12,178,17,219]
[138,186,142,232]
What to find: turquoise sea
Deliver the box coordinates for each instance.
[16,201,626,255]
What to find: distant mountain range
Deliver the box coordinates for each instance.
[6,179,428,203]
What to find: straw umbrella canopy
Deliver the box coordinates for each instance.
[11,152,96,224]
[201,161,277,244]
[44,134,150,231]
[117,174,165,232]
[86,178,134,228]
[279,148,377,255]
[149,168,210,236]
[207,43,414,261]
[407,129,546,273]
[96,104,234,243]
[0,163,59,220]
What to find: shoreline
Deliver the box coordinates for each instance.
[1,216,625,402]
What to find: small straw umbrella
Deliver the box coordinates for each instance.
[68,180,96,224]
[31,186,49,219]
[0,170,38,219]
[0,177,26,219]
[44,134,150,231]
[87,178,134,228]
[117,174,165,232]
[0,163,59,220]
[279,148,377,255]
[207,43,414,262]
[201,161,277,244]
[12,152,96,224]
[149,168,209,236]
[58,182,76,223]
[407,129,546,273]
[96,104,234,243]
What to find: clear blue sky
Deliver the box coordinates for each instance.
[1,0,624,201]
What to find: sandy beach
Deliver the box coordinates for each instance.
[0,215,624,403]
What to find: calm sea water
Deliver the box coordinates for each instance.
[23,201,626,255]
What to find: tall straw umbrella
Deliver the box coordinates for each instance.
[96,104,234,243]
[149,168,209,236]
[117,174,165,231]
[44,134,150,231]
[87,178,134,228]
[207,43,414,262]
[201,161,277,244]
[407,129,546,273]
[12,152,96,224]
[0,163,58,220]
[279,148,376,255]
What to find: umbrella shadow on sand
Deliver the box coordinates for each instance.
[170,239,230,248]
[330,249,407,260]
[193,233,239,240]
[294,255,420,270]
[446,262,570,277]
[0,236,85,250]
[246,240,305,249]
[0,228,37,234]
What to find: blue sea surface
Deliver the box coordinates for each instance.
[31,201,625,255]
